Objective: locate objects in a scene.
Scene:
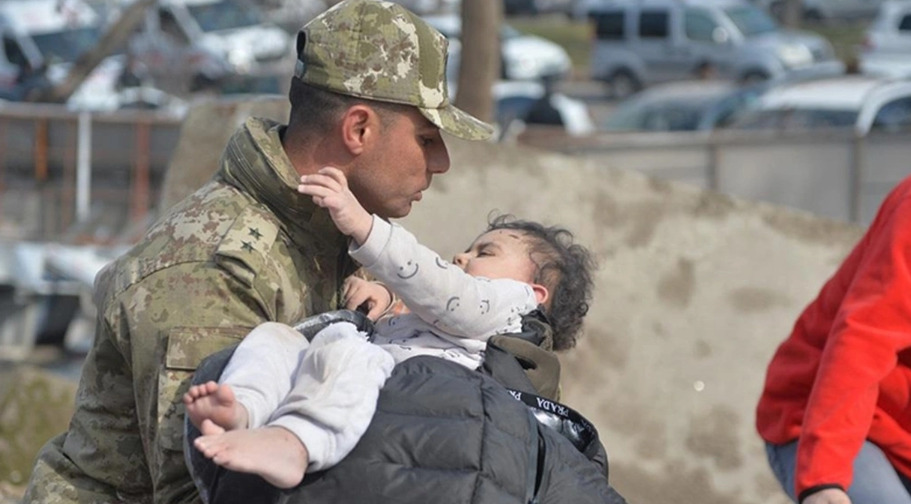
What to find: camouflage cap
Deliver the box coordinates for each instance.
[295,0,493,141]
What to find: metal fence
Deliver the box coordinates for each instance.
[523,127,911,226]
[0,103,183,243]
[2,107,911,244]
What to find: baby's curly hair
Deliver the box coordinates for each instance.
[487,215,596,351]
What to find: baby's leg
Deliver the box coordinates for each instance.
[183,381,248,431]
[269,322,394,471]
[219,322,311,429]
[194,421,308,489]
[193,322,392,487]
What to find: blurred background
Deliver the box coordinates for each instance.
[1,0,910,502]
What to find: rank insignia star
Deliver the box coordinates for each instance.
[241,241,255,252]
[248,227,263,240]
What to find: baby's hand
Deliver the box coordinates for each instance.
[343,276,393,321]
[298,167,372,244]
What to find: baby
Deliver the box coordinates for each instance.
[183,166,595,489]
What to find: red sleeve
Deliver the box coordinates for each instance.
[796,192,911,496]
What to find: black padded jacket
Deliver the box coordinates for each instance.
[185,312,628,504]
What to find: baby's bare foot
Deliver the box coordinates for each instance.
[194,426,309,489]
[183,381,247,431]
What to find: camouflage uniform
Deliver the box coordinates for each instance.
[24,0,493,501]
[24,117,357,503]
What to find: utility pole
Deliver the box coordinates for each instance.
[454,0,500,124]
[782,0,802,28]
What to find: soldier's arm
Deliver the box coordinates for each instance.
[123,264,275,503]
[23,262,268,504]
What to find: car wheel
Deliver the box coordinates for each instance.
[803,9,823,22]
[739,70,769,86]
[607,70,640,100]
[769,0,785,20]
[190,73,221,93]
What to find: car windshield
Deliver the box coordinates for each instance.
[188,0,262,32]
[730,108,859,130]
[604,100,705,131]
[32,26,104,64]
[725,5,778,36]
[429,18,522,41]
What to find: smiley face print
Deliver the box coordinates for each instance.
[397,260,419,279]
[446,296,461,312]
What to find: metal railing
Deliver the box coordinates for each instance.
[3,107,910,243]
[521,126,911,226]
[0,103,183,242]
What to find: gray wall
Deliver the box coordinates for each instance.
[400,136,864,504]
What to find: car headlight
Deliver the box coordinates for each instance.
[778,44,813,68]
[513,54,541,75]
[227,48,254,73]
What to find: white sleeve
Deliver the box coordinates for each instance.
[350,216,538,339]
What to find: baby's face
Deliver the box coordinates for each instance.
[452,230,536,284]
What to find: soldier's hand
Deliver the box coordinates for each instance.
[298,167,372,244]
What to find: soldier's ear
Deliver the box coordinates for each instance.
[340,104,378,155]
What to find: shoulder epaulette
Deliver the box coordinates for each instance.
[214,205,281,286]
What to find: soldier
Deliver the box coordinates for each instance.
[23,1,493,502]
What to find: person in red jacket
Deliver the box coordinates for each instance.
[756,174,911,504]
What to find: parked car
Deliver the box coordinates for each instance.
[602,79,766,132]
[584,0,844,99]
[858,0,911,79]
[750,0,883,22]
[0,0,128,110]
[504,0,574,17]
[423,14,572,81]
[257,0,332,33]
[124,0,293,96]
[391,0,461,15]
[723,74,911,136]
[492,80,595,139]
[447,79,595,140]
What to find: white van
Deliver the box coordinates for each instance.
[126,0,293,95]
[584,0,845,98]
[0,0,126,110]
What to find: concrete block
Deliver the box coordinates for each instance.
[0,365,77,491]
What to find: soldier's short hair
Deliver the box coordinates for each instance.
[288,79,409,136]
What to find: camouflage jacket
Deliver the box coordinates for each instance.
[24,117,355,504]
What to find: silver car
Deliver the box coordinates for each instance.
[724,74,911,136]
[602,79,766,132]
[858,0,911,79]
[751,0,883,22]
[423,14,572,81]
[585,0,845,98]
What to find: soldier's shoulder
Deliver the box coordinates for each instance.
[99,183,283,293]
[212,204,283,286]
